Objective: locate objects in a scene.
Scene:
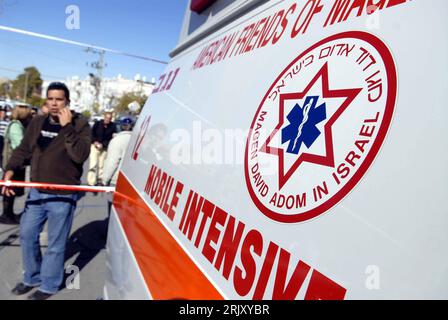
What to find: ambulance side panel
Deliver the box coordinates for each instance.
[105,0,448,299]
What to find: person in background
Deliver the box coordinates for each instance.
[0,106,33,224]
[87,111,117,186]
[5,105,12,120]
[30,107,38,118]
[2,82,91,300]
[103,117,134,216]
[0,106,10,172]
[102,117,134,186]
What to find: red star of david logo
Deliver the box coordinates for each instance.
[260,63,362,189]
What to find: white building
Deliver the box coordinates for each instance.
[42,74,155,113]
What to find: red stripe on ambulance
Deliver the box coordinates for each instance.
[114,172,223,300]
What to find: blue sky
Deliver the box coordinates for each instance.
[0,0,189,82]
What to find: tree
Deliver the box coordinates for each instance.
[92,102,100,115]
[0,80,12,98]
[28,96,46,107]
[114,91,147,115]
[11,66,43,103]
[82,110,92,120]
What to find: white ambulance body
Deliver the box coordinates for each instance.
[104,0,448,299]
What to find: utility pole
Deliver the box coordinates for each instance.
[23,71,29,102]
[86,48,106,112]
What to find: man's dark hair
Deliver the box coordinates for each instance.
[46,82,70,101]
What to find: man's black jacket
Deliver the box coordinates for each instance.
[91,120,117,149]
[5,113,91,194]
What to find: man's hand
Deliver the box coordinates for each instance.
[2,170,15,197]
[59,107,72,127]
[94,142,103,150]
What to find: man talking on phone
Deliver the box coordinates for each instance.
[2,82,91,300]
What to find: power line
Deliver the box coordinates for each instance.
[0,66,65,80]
[0,25,168,65]
[0,36,86,66]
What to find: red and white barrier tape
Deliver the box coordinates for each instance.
[0,180,115,193]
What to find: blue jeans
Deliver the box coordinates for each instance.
[20,188,78,294]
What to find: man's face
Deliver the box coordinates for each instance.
[104,114,112,124]
[0,110,5,120]
[47,90,68,117]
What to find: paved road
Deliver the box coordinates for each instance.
[0,166,110,300]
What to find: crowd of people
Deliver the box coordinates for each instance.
[0,82,135,300]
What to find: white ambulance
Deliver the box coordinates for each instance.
[104,0,448,299]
